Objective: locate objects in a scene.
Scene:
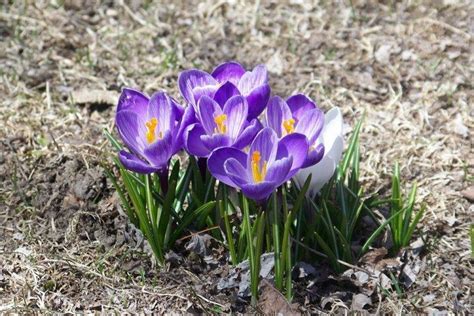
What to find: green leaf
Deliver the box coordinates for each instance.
[103,164,137,225]
[103,128,123,151]
[402,204,425,247]
[314,230,340,271]
[401,182,417,241]
[360,207,405,254]
[338,116,363,180]
[170,201,216,244]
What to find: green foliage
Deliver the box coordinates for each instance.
[103,129,216,266]
[389,162,425,255]
[104,117,424,304]
[298,119,424,272]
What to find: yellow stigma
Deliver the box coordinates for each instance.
[283,118,295,135]
[145,117,159,144]
[251,151,267,183]
[214,114,227,134]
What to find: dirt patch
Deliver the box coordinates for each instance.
[1,0,472,313]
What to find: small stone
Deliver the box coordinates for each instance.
[461,186,474,202]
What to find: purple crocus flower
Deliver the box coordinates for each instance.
[184,95,262,157]
[178,61,271,120]
[208,128,309,201]
[115,88,188,174]
[265,94,325,168]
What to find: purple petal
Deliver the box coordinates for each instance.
[241,181,276,201]
[224,158,250,187]
[213,81,240,107]
[265,157,293,184]
[208,147,247,188]
[247,128,278,170]
[212,61,246,85]
[117,88,149,115]
[118,150,159,174]
[143,132,173,168]
[192,85,219,106]
[286,94,317,122]
[116,110,146,154]
[171,97,185,121]
[197,96,221,135]
[184,123,209,157]
[233,118,263,149]
[237,64,268,95]
[246,83,271,120]
[148,92,174,133]
[223,95,248,140]
[295,108,324,144]
[302,143,325,168]
[175,105,196,152]
[201,133,232,152]
[178,69,218,106]
[277,133,309,178]
[265,96,292,137]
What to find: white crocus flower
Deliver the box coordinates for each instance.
[294,107,344,197]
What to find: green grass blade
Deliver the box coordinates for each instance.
[170,201,216,244]
[334,226,353,263]
[314,231,340,271]
[360,207,405,254]
[402,182,417,240]
[103,164,137,225]
[402,204,425,247]
[338,116,363,180]
[271,192,282,290]
[103,128,123,151]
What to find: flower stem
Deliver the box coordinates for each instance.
[197,157,207,182]
[158,168,169,195]
[241,194,257,306]
[219,184,237,265]
[272,191,282,290]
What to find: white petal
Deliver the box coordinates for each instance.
[294,107,344,197]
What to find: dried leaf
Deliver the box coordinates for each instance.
[185,234,212,257]
[351,293,371,310]
[258,281,300,315]
[293,262,317,279]
[217,253,274,297]
[360,247,388,266]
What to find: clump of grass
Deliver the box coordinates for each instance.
[389,162,425,255]
[295,119,425,272]
[103,129,216,266]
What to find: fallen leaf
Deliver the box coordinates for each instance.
[185,234,212,257]
[258,281,300,315]
[351,293,371,310]
[400,265,417,288]
[217,253,274,297]
[293,262,316,279]
[360,247,388,266]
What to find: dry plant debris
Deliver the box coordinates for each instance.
[0,0,472,313]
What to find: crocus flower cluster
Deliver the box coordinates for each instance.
[115,62,343,201]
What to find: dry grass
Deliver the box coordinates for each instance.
[0,0,472,313]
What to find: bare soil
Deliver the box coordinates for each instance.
[1,0,472,314]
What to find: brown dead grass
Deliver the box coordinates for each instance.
[1,0,472,313]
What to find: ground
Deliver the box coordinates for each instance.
[0,0,472,314]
